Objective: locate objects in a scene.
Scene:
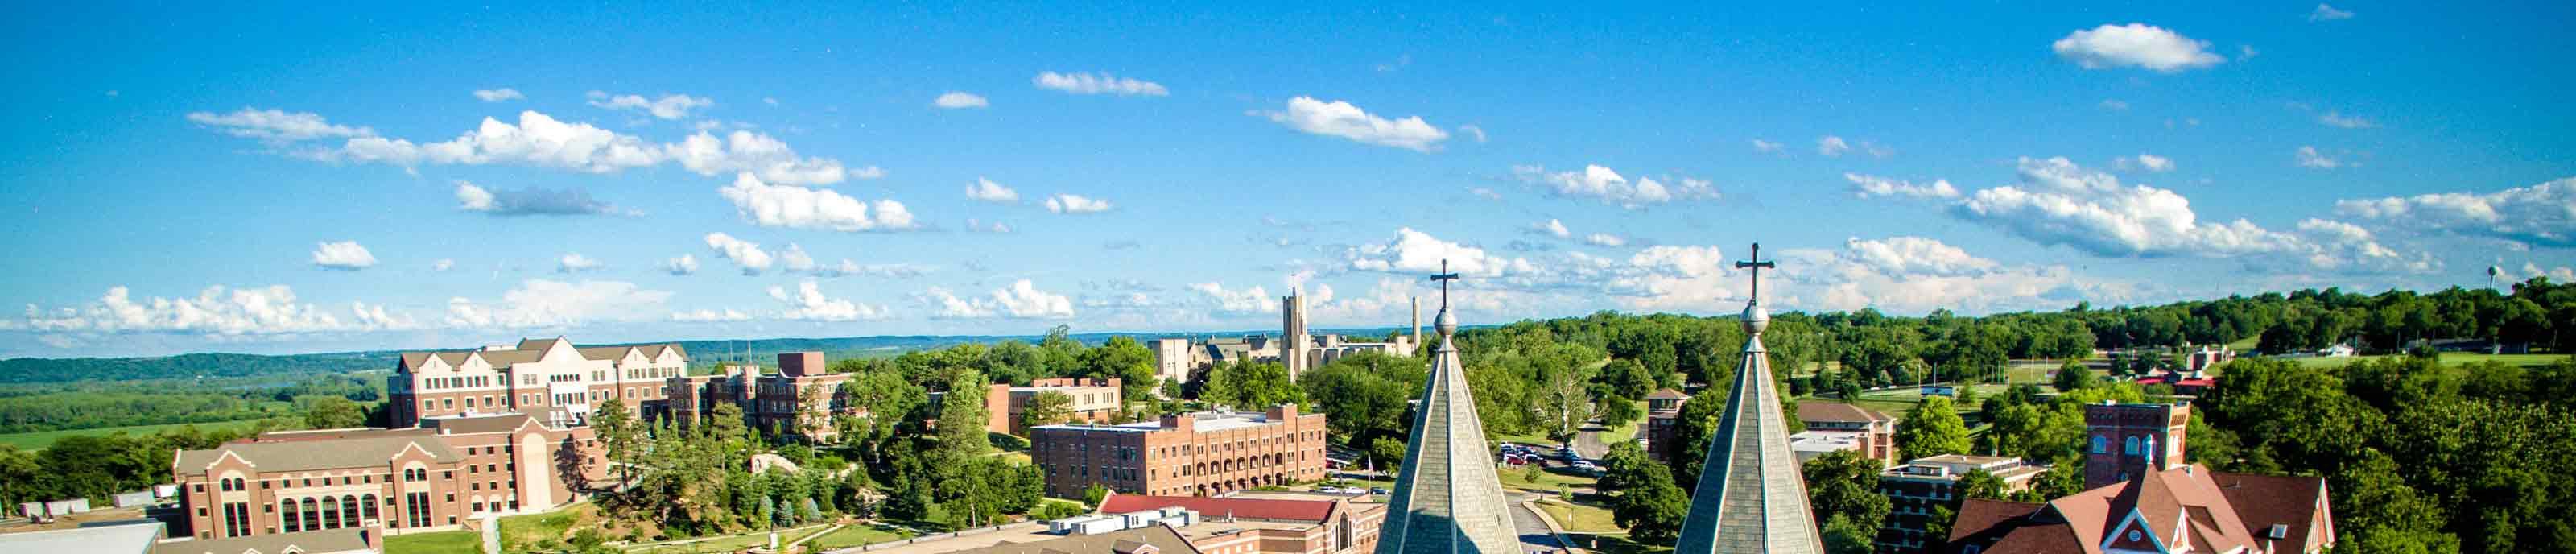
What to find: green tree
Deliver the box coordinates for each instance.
[1368,437,1408,472]
[2053,358,2093,392]
[1302,353,1425,444]
[1610,462,1689,544]
[1597,394,1643,430]
[301,396,365,429]
[1955,468,2008,502]
[1600,358,1656,399]
[1822,514,1875,554]
[1021,391,1075,430]
[1670,392,1728,486]
[1084,337,1161,402]
[1802,450,1892,538]
[592,399,644,487]
[1895,395,1970,461]
[1596,441,1653,494]
[935,372,993,462]
[1082,483,1109,508]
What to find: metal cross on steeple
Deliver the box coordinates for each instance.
[1736,242,1775,304]
[1429,258,1461,308]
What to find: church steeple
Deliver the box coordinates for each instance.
[1373,260,1520,554]
[1673,243,1825,554]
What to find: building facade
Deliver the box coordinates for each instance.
[1798,401,1897,467]
[1945,402,2334,554]
[1874,455,2044,552]
[989,378,1125,436]
[2083,402,2189,490]
[1101,494,1386,554]
[1028,406,1329,498]
[388,337,687,428]
[1644,388,1690,462]
[664,352,862,442]
[170,413,597,540]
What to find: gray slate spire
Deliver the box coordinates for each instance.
[1674,243,1824,554]
[1374,262,1520,554]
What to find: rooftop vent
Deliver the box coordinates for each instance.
[2268,524,2289,539]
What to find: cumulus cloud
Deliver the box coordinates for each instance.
[473,89,524,102]
[1032,72,1168,96]
[1509,164,1718,209]
[312,241,377,270]
[2115,154,2175,172]
[1817,135,1851,156]
[555,253,602,273]
[432,259,455,272]
[324,110,664,173]
[453,180,626,217]
[1255,97,1449,152]
[1844,173,1961,200]
[670,308,749,322]
[771,280,890,321]
[2318,112,2376,129]
[2296,146,2343,169]
[1458,125,1488,143]
[2051,23,2225,72]
[967,219,1013,234]
[1583,234,1629,247]
[1954,157,2306,258]
[585,91,714,120]
[668,130,865,185]
[1531,219,1572,238]
[1043,193,1113,214]
[444,279,672,329]
[2310,4,2355,21]
[919,279,1075,320]
[187,108,374,143]
[1774,240,2114,315]
[663,254,699,275]
[1751,138,1785,153]
[1188,282,1276,314]
[965,177,1019,202]
[2335,177,2576,248]
[1839,236,2000,277]
[1345,228,1537,278]
[11,285,411,336]
[704,232,774,275]
[718,173,919,231]
[934,91,989,109]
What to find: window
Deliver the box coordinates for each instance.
[341,495,359,528]
[321,496,341,529]
[2091,436,2107,454]
[362,494,379,521]
[301,498,319,531]
[282,500,302,532]
[2124,436,2140,455]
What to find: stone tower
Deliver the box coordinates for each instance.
[1674,243,1824,554]
[1282,288,1310,378]
[1374,263,1519,554]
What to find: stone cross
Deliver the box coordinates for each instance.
[1736,242,1775,304]
[1428,258,1460,308]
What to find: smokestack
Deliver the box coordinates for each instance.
[1411,296,1422,344]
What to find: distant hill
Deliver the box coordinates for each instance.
[0,326,1418,384]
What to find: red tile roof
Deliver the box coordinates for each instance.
[1796,401,1891,424]
[1097,494,1338,523]
[1946,465,2330,554]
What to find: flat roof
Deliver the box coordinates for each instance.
[1030,412,1282,433]
[0,521,160,554]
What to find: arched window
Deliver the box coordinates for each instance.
[282,500,301,532]
[362,494,379,521]
[2124,436,2140,455]
[2091,435,2107,454]
[341,495,359,528]
[320,497,341,529]
[300,498,320,531]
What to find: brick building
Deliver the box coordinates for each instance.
[2083,401,2189,490]
[169,412,597,540]
[1643,388,1690,462]
[1099,494,1385,554]
[1029,406,1328,498]
[1875,454,2044,552]
[1798,401,1897,467]
[1945,402,2335,554]
[664,352,861,442]
[388,337,687,428]
[988,377,1125,436]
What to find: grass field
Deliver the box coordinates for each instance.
[0,418,282,450]
[1501,465,1599,494]
[2292,352,2566,369]
[625,523,833,553]
[497,501,592,549]
[1534,499,1623,533]
[383,530,481,554]
[804,524,913,550]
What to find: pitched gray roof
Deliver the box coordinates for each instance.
[175,435,461,477]
[154,527,375,554]
[1373,306,1520,554]
[955,524,1199,554]
[422,413,539,435]
[1674,303,1825,554]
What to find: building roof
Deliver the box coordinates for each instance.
[1645,388,1690,401]
[1374,304,1521,554]
[1947,498,2048,546]
[0,521,161,554]
[175,434,461,477]
[1795,401,1892,424]
[397,338,683,373]
[1674,301,1826,554]
[2212,471,2330,552]
[421,412,543,435]
[154,527,376,554]
[1097,495,1337,523]
[952,524,1199,554]
[1946,465,2330,554]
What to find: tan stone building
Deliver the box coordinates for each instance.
[170,412,597,540]
[1029,406,1328,498]
[1798,400,1897,466]
[1101,494,1385,554]
[989,377,1125,436]
[388,337,687,428]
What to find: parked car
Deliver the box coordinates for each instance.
[1369,487,1389,494]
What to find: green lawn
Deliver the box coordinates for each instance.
[384,530,481,554]
[1501,465,1599,493]
[0,418,282,450]
[497,501,592,549]
[625,523,832,553]
[1600,402,1646,443]
[2293,352,2566,369]
[804,524,913,550]
[1534,499,1623,533]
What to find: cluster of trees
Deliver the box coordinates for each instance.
[0,423,279,513]
[0,374,381,434]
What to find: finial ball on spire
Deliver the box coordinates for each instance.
[1434,307,1458,337]
[1742,303,1770,334]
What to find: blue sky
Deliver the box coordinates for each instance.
[2,2,2570,357]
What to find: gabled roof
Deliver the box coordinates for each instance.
[954,525,1199,554]
[1645,388,1690,400]
[421,412,545,435]
[1948,465,2321,554]
[2213,471,2332,552]
[1098,494,1338,523]
[151,527,374,554]
[175,434,461,476]
[1795,401,1891,424]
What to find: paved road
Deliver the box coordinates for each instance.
[1571,421,1612,460]
[1509,492,1572,553]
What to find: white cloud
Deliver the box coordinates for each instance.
[327,110,664,173]
[920,279,1075,320]
[1752,138,1785,153]
[432,258,455,272]
[1188,282,1275,314]
[670,308,750,322]
[1509,164,1718,209]
[1032,72,1169,96]
[1839,236,1999,277]
[2100,99,2132,111]
[967,219,1013,234]
[452,180,625,216]
[663,254,699,275]
[2522,263,2576,282]
[703,232,774,275]
[186,108,373,143]
[770,280,890,321]
[965,177,1020,202]
[1043,193,1114,213]
[1953,157,2306,258]
[1844,173,1961,200]
[1346,228,1536,278]
[585,91,715,120]
[1255,97,1449,152]
[2051,23,2226,72]
[312,241,376,270]
[2310,4,2355,21]
[1777,242,2113,315]
[2336,177,2576,247]
[763,97,780,106]
[1583,234,1629,247]
[2318,112,2376,129]
[667,130,863,185]
[444,279,671,329]
[817,260,932,279]
[473,89,524,102]
[718,172,919,231]
[2115,154,2175,172]
[556,253,603,273]
[934,91,989,109]
[1470,188,1503,201]
[2296,146,2343,169]
[778,243,817,272]
[12,285,411,336]
[1817,135,1852,156]
[1532,219,1572,238]
[1458,125,1488,143]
